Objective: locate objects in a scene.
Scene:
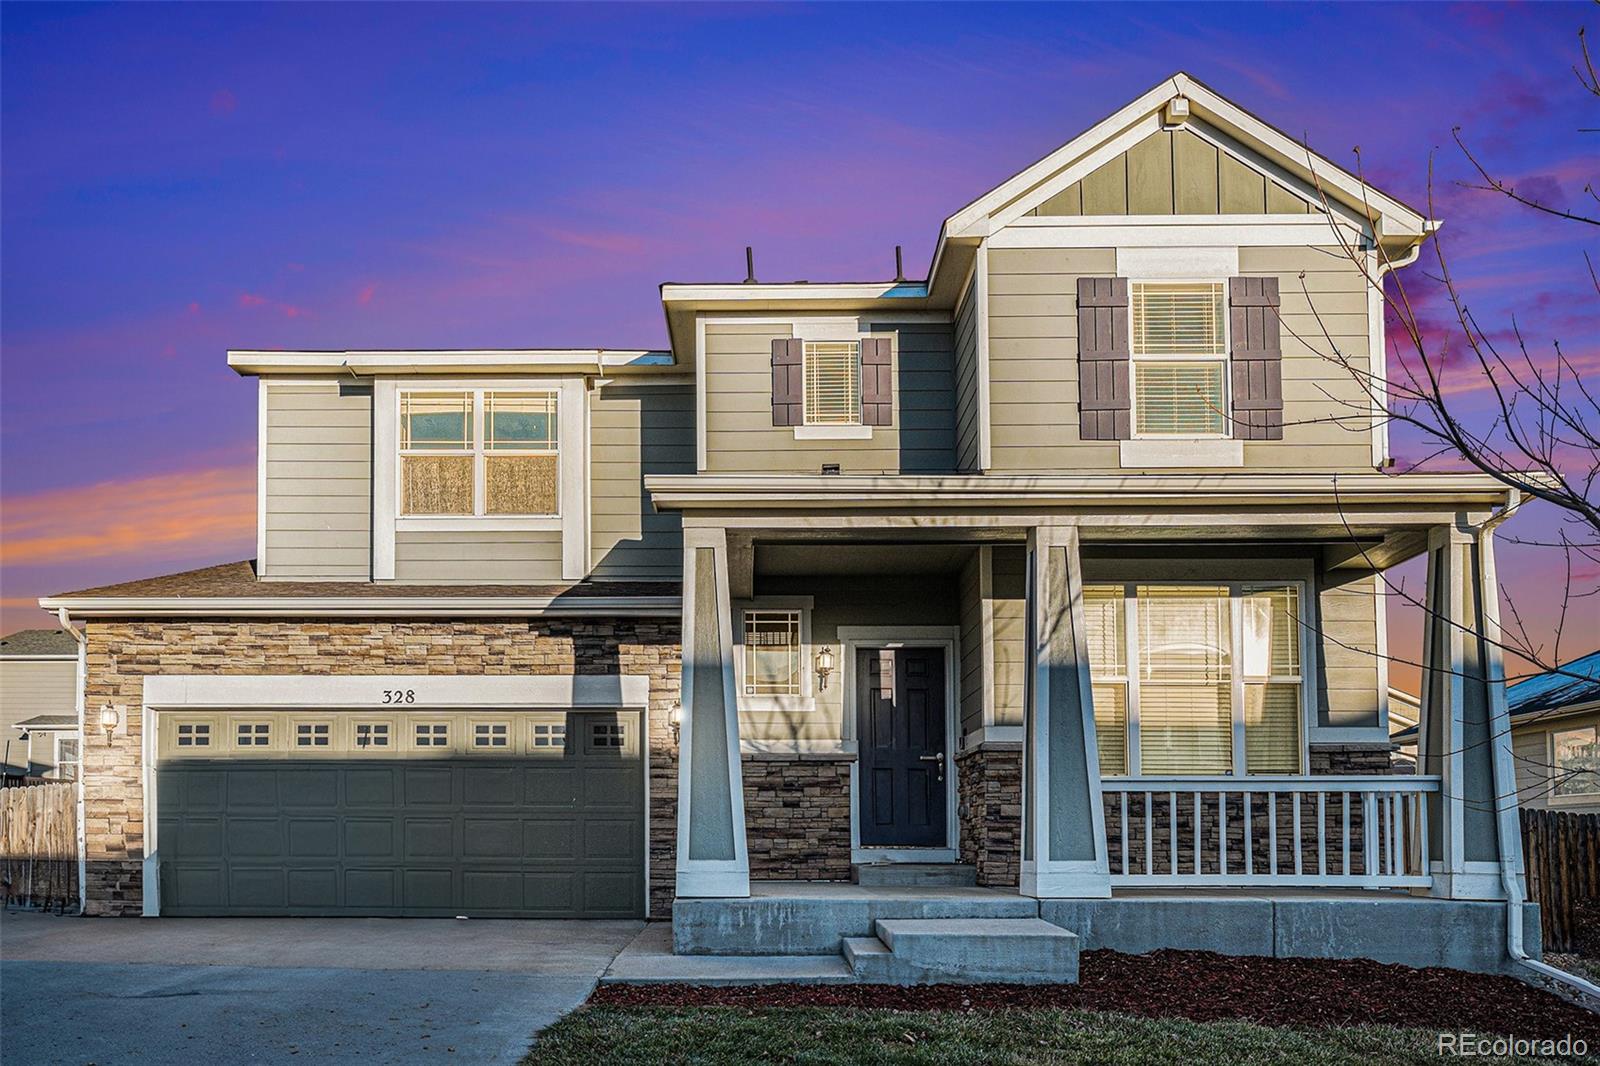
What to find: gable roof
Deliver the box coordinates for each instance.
[0,629,77,658]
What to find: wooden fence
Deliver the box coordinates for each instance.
[1522,807,1600,954]
[1,782,78,912]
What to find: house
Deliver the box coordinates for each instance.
[40,73,1540,979]
[1,629,81,780]
[1396,652,1599,812]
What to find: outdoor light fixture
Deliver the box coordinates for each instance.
[98,705,119,742]
[668,700,682,744]
[815,645,836,691]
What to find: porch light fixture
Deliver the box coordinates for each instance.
[98,705,119,743]
[668,700,682,744]
[814,646,836,691]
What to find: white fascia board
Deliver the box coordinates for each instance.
[39,596,681,618]
[660,282,929,304]
[227,350,673,377]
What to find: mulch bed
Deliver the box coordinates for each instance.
[592,949,1600,1041]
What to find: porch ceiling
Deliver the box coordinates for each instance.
[755,542,976,578]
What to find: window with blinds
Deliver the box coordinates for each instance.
[399,389,559,517]
[1083,582,1306,777]
[803,341,861,425]
[1130,282,1228,439]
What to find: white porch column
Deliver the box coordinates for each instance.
[1419,517,1524,900]
[674,526,750,898]
[1019,522,1112,898]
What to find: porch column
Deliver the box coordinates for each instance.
[674,526,750,898]
[1419,517,1523,901]
[1019,522,1112,898]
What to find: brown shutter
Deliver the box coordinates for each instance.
[1077,276,1130,440]
[1229,276,1283,440]
[771,337,803,426]
[861,336,893,426]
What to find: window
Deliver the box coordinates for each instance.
[592,722,626,748]
[743,610,803,696]
[414,722,449,748]
[54,738,79,782]
[472,722,510,749]
[1552,726,1600,799]
[295,722,331,748]
[235,722,272,748]
[353,722,391,749]
[176,722,211,748]
[803,341,860,426]
[531,721,566,749]
[1131,283,1228,437]
[400,389,558,517]
[1086,582,1305,777]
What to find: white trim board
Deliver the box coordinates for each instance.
[141,673,652,711]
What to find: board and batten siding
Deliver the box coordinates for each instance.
[953,273,982,472]
[590,382,694,580]
[263,381,371,581]
[702,318,957,475]
[985,245,1374,472]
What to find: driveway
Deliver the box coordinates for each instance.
[0,911,642,1065]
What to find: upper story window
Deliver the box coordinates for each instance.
[803,342,861,426]
[399,389,559,517]
[1130,283,1227,438]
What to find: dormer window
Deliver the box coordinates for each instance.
[399,389,559,517]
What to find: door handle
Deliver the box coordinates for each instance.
[919,752,945,783]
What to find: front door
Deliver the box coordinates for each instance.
[857,647,948,848]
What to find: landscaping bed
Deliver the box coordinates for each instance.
[591,949,1600,1043]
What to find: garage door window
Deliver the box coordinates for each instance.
[176,723,211,748]
[592,722,626,749]
[353,722,392,750]
[414,722,450,748]
[531,720,566,751]
[295,722,332,749]
[472,722,511,749]
[235,722,272,749]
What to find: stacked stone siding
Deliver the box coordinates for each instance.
[955,745,1021,887]
[80,618,681,917]
[740,755,852,881]
[1310,743,1397,775]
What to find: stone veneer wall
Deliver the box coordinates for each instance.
[80,618,682,917]
[955,745,1021,887]
[740,754,852,881]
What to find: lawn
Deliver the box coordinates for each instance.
[525,1006,1595,1065]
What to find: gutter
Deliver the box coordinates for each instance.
[54,608,88,916]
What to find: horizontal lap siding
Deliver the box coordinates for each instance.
[393,531,561,583]
[590,384,693,580]
[264,382,371,580]
[989,546,1027,727]
[954,275,981,471]
[1316,570,1382,729]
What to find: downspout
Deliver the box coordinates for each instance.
[1477,495,1600,1003]
[55,607,88,915]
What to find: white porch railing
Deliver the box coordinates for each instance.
[1099,776,1440,890]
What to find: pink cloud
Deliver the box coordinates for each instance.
[357,282,378,306]
[210,89,237,116]
[238,292,268,308]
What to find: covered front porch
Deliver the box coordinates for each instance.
[647,472,1535,979]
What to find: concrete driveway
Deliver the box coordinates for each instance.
[0,910,642,1065]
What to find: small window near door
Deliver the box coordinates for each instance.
[54,738,79,782]
[743,610,803,696]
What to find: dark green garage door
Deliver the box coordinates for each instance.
[157,712,643,918]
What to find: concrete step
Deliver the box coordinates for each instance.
[840,935,893,979]
[870,918,1079,984]
[851,863,978,887]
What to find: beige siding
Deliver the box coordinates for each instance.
[1,659,75,774]
[989,546,1027,727]
[1316,570,1382,729]
[703,318,956,475]
[590,383,693,580]
[393,530,561,584]
[953,271,981,471]
[958,551,984,735]
[1512,710,1600,811]
[263,381,371,580]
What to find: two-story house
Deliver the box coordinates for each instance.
[44,74,1539,980]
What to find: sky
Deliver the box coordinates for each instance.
[1,2,1595,685]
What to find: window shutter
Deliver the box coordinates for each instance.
[771,337,803,426]
[1077,276,1130,440]
[1228,277,1283,440]
[861,336,893,426]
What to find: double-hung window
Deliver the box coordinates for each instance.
[803,341,861,426]
[399,390,559,517]
[1130,282,1228,437]
[1086,582,1305,777]
[1552,726,1600,800]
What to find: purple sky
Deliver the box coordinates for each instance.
[2,2,1594,678]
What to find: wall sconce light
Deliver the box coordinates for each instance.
[98,705,120,743]
[815,645,836,691]
[668,700,682,744]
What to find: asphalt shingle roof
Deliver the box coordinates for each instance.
[0,629,78,657]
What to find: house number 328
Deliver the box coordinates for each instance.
[382,689,416,705]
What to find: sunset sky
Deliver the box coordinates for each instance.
[2,2,1594,683]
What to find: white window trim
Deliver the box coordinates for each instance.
[53,734,80,781]
[733,596,816,713]
[1094,579,1313,779]
[1549,725,1600,806]
[799,335,867,433]
[1127,279,1232,443]
[372,376,589,580]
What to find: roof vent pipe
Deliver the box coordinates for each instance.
[894,246,905,283]
[744,246,757,284]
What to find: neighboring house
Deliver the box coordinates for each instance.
[1395,651,1600,812]
[0,629,80,780]
[39,74,1538,976]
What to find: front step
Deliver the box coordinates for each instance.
[845,918,1079,984]
[851,862,977,887]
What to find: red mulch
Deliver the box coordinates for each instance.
[592,950,1600,1042]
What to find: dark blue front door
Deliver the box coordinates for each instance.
[857,647,947,848]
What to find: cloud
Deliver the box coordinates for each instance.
[357,282,378,305]
[0,463,256,568]
[238,291,311,318]
[210,89,237,116]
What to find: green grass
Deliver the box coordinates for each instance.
[525,1006,1595,1065]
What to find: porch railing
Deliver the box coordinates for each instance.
[1099,776,1440,890]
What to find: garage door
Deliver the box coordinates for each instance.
[155,710,643,918]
